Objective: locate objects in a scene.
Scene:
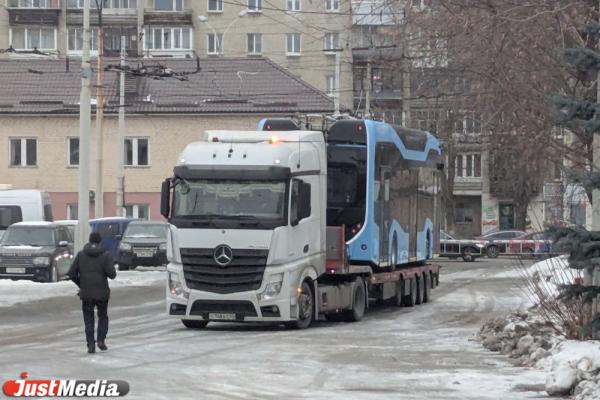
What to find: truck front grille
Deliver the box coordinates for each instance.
[180,248,268,294]
[190,300,258,317]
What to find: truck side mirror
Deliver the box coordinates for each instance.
[160,179,171,219]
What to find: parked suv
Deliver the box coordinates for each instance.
[117,221,168,271]
[0,222,74,282]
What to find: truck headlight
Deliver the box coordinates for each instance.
[33,256,51,266]
[168,272,187,299]
[258,273,284,301]
[119,242,132,251]
[159,243,167,251]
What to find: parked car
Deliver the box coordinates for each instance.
[90,217,138,260]
[0,189,53,239]
[0,221,74,282]
[439,231,485,262]
[117,221,168,271]
[475,230,528,258]
[508,231,555,257]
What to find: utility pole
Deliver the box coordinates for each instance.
[94,1,104,218]
[334,50,341,115]
[76,0,92,252]
[116,36,126,217]
[365,58,372,117]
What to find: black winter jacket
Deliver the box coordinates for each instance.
[68,243,116,301]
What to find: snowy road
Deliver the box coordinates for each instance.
[0,259,553,399]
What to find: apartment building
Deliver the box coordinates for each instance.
[0,0,353,107]
[0,57,334,220]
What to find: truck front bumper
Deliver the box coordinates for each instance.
[166,262,301,322]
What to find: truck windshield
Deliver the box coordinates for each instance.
[172,180,287,229]
[0,205,23,230]
[1,227,54,247]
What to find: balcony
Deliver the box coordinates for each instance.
[143,8,193,25]
[66,0,138,25]
[7,0,60,25]
[453,177,483,195]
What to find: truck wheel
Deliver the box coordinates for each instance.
[486,245,499,258]
[394,278,404,307]
[416,275,425,305]
[344,278,365,322]
[402,277,417,307]
[118,263,129,271]
[289,281,314,329]
[422,273,431,303]
[181,319,209,329]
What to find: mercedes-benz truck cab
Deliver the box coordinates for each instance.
[161,130,326,329]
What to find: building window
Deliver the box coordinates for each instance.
[125,204,149,220]
[10,138,37,167]
[102,0,137,9]
[144,27,192,50]
[324,32,339,51]
[286,33,301,55]
[286,0,299,11]
[66,0,85,8]
[68,28,99,52]
[207,33,223,54]
[68,137,79,166]
[67,203,78,220]
[553,160,562,181]
[247,33,262,54]
[9,0,52,8]
[208,0,223,11]
[248,0,261,11]
[455,154,481,178]
[455,203,474,223]
[326,75,335,96]
[325,0,339,11]
[125,138,149,167]
[569,203,586,226]
[155,0,183,11]
[10,27,56,51]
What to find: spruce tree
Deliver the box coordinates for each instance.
[551,21,600,340]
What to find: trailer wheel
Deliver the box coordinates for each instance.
[429,271,435,289]
[402,277,417,307]
[422,273,431,303]
[435,272,440,287]
[288,280,314,329]
[394,278,404,307]
[181,319,209,329]
[415,275,425,305]
[461,247,475,262]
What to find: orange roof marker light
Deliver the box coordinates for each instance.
[269,135,279,144]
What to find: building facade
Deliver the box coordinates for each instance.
[0,0,353,107]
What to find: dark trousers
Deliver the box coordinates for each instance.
[82,300,109,344]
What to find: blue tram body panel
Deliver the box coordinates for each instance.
[258,117,443,269]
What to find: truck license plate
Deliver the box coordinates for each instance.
[6,267,25,274]
[135,250,154,258]
[209,313,236,321]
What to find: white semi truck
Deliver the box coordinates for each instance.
[161,119,443,329]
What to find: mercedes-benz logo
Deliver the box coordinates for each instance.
[214,245,233,267]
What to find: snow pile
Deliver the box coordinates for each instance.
[479,311,557,366]
[547,341,600,398]
[479,312,600,399]
[0,268,165,308]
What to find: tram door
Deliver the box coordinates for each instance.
[378,167,392,268]
[409,169,419,260]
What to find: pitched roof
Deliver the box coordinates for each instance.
[0,57,334,115]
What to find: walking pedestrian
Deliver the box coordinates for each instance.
[68,232,116,354]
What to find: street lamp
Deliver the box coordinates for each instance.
[198,10,248,55]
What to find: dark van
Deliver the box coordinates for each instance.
[89,217,137,260]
